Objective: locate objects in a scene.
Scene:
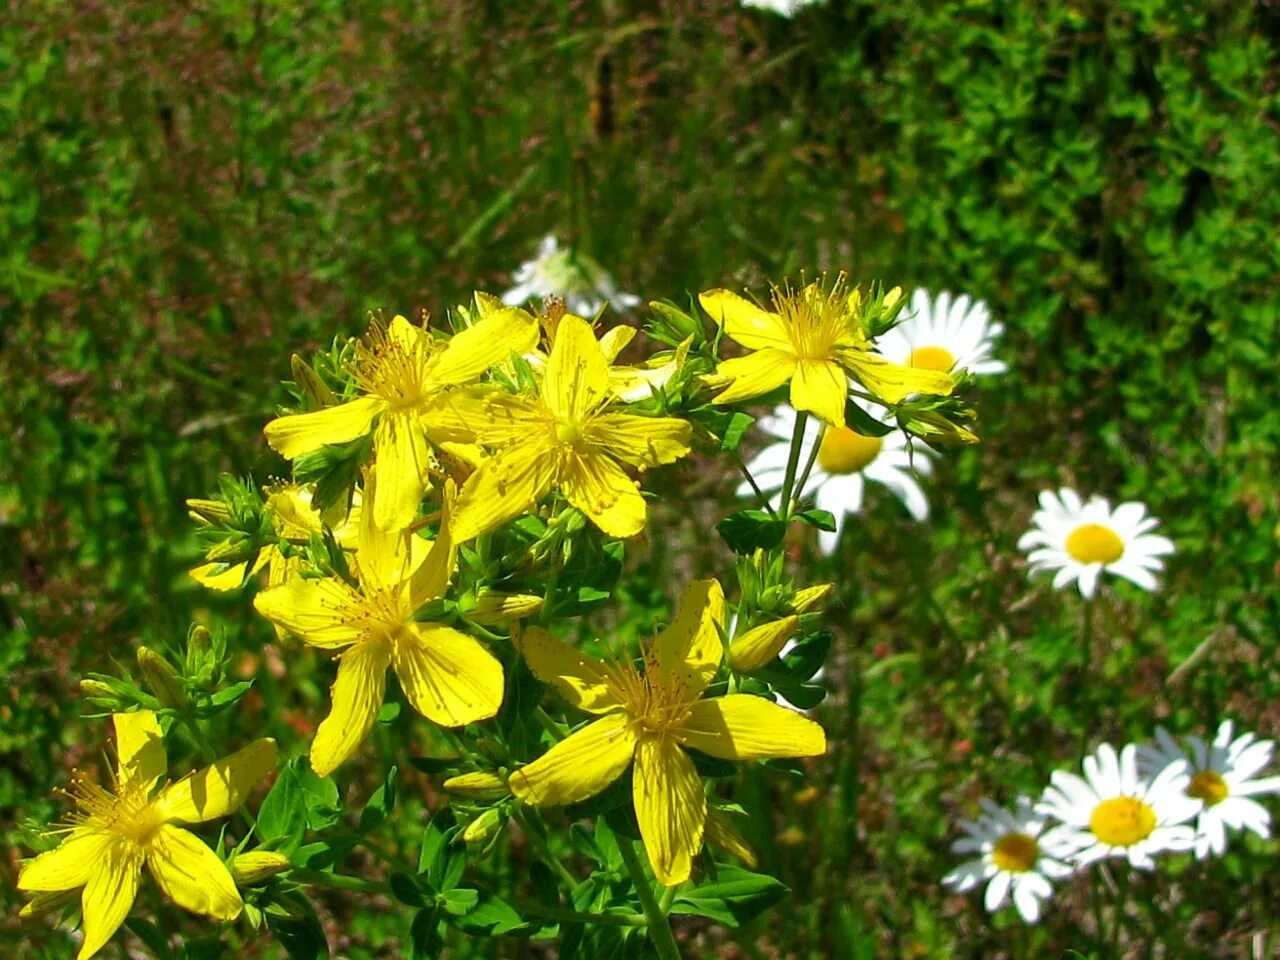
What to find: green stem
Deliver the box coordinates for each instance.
[520,902,648,928]
[658,883,679,915]
[293,868,390,894]
[791,420,825,508]
[733,453,778,518]
[513,807,577,890]
[619,838,682,960]
[1110,865,1129,956]
[777,411,810,521]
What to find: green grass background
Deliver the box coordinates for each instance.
[2,1,1277,956]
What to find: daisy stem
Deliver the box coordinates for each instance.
[791,421,826,509]
[619,837,683,960]
[778,411,810,521]
[1110,865,1130,955]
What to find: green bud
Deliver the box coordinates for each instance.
[462,808,504,845]
[204,536,258,565]
[186,497,231,525]
[290,353,337,410]
[231,850,292,885]
[136,647,188,710]
[79,677,129,709]
[185,624,214,676]
[443,771,509,801]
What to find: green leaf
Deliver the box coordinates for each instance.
[796,508,837,532]
[716,509,786,554]
[407,909,443,960]
[670,866,788,927]
[358,765,399,834]
[450,889,526,936]
[265,891,330,960]
[441,886,480,916]
[390,872,430,907]
[256,761,306,851]
[843,398,894,437]
[418,807,463,889]
[719,412,755,452]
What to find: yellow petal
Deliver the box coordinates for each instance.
[113,710,167,789]
[597,325,636,362]
[585,413,692,470]
[156,739,277,825]
[698,290,790,351]
[387,313,428,352]
[705,808,757,868]
[839,350,953,404]
[146,825,242,920]
[372,413,434,531]
[560,452,646,539]
[728,616,799,673]
[609,335,692,403]
[508,713,636,807]
[78,843,142,960]
[633,736,705,887]
[711,349,796,405]
[431,307,540,385]
[19,831,112,892]
[654,579,725,696]
[450,442,559,542]
[676,695,826,760]
[265,544,302,591]
[393,623,505,727]
[406,480,458,608]
[310,640,392,777]
[790,359,849,427]
[253,578,366,649]
[189,560,250,592]
[263,396,384,460]
[541,314,611,420]
[517,626,622,714]
[356,468,425,592]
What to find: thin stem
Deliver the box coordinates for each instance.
[658,883,679,915]
[513,807,577,890]
[619,838,682,960]
[293,868,390,895]
[791,420,826,507]
[519,902,648,928]
[1110,865,1129,956]
[733,453,778,518]
[777,411,810,520]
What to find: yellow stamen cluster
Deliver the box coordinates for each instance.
[350,319,440,408]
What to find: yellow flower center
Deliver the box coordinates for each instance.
[66,772,164,846]
[1089,796,1157,847]
[610,650,696,736]
[1065,524,1124,564]
[1187,770,1229,806]
[991,832,1039,873]
[817,427,882,474]
[555,419,584,445]
[907,345,956,372]
[350,320,439,409]
[772,275,859,361]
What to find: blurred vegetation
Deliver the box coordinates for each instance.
[1,0,1276,957]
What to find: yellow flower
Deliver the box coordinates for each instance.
[509,579,826,886]
[450,314,692,541]
[525,317,692,403]
[699,280,954,427]
[18,712,275,960]
[263,309,539,530]
[253,479,503,775]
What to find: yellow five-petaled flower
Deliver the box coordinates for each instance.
[18,712,276,960]
[450,313,692,541]
[253,478,504,775]
[700,281,954,427]
[263,307,539,530]
[509,579,826,886]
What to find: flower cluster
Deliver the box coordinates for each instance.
[945,728,1279,923]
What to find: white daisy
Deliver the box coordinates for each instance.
[501,235,640,318]
[737,401,932,554]
[877,289,1006,377]
[1037,742,1198,870]
[1016,488,1175,599]
[740,0,821,15]
[943,795,1072,923]
[1136,721,1280,859]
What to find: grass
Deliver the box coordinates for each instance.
[2,1,1277,957]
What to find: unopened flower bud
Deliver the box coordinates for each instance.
[231,850,292,885]
[185,624,214,675]
[468,591,543,627]
[729,616,799,673]
[443,771,509,801]
[789,583,834,614]
[462,808,504,845]
[290,354,337,410]
[78,678,122,701]
[186,498,232,525]
[136,647,187,710]
[204,536,258,565]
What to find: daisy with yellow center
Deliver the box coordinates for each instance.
[943,796,1070,923]
[263,308,539,530]
[449,313,692,542]
[1017,488,1175,598]
[1037,743,1198,869]
[509,579,826,886]
[1137,721,1280,859]
[737,401,932,553]
[501,235,640,318]
[698,279,953,428]
[18,712,276,960]
[876,289,1007,377]
[253,479,504,775]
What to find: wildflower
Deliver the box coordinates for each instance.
[738,401,932,553]
[18,712,275,960]
[450,314,692,541]
[877,290,1006,376]
[1037,742,1197,869]
[263,310,539,530]
[1136,721,1280,859]
[502,235,640,318]
[1017,489,1175,598]
[699,279,952,428]
[509,579,826,885]
[942,796,1071,924]
[253,479,503,775]
[526,320,692,403]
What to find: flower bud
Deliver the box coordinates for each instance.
[231,850,292,885]
[290,354,337,410]
[186,498,231,525]
[789,583,834,614]
[462,808,504,845]
[705,810,757,869]
[468,591,543,627]
[136,646,188,710]
[443,771,509,801]
[185,624,214,675]
[204,535,259,565]
[729,616,799,673]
